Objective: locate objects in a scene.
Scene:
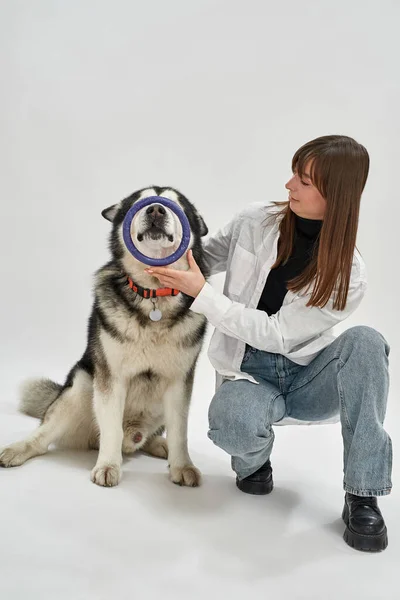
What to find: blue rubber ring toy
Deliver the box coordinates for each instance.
[122,196,191,266]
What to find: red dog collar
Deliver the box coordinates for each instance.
[127,276,180,298]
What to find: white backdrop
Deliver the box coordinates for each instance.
[0,2,399,599]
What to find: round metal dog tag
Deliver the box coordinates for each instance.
[149,308,162,321]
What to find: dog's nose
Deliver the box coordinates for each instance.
[146,204,166,217]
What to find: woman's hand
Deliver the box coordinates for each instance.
[144,249,206,298]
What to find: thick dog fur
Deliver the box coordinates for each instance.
[0,187,209,488]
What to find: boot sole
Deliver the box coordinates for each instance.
[236,477,273,495]
[342,504,388,552]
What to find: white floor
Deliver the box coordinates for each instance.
[1,2,399,597]
[1,353,398,600]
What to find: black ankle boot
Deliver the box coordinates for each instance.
[342,492,388,552]
[236,460,273,495]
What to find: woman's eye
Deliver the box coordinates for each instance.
[301,180,310,186]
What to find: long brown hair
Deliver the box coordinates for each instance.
[265,135,369,311]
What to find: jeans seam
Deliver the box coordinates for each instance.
[286,353,341,393]
[337,357,354,436]
[387,436,393,488]
[266,392,282,427]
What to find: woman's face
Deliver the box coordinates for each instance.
[285,161,326,220]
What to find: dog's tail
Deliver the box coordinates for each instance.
[19,378,62,419]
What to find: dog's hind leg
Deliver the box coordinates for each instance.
[90,378,127,488]
[0,369,93,468]
[0,417,67,468]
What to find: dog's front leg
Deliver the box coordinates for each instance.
[164,378,201,487]
[91,379,126,487]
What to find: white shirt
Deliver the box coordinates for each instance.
[190,202,367,417]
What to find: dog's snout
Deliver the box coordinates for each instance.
[146,204,166,218]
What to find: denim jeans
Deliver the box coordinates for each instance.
[208,326,392,497]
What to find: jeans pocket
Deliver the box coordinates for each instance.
[242,344,256,364]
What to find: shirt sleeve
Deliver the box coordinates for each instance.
[201,219,236,276]
[190,277,367,354]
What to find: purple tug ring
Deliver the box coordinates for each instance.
[122,196,191,267]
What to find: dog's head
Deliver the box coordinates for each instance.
[102,186,208,282]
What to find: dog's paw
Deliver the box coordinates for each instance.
[0,443,32,468]
[143,436,168,459]
[91,463,121,487]
[169,464,202,487]
[122,440,137,455]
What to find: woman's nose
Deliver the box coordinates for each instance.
[285,177,294,190]
[286,172,300,190]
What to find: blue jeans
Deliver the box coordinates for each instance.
[208,326,392,497]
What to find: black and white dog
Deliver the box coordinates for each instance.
[0,187,209,487]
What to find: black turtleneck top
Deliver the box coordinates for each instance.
[256,214,323,316]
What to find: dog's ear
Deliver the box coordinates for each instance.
[197,214,208,237]
[102,204,119,222]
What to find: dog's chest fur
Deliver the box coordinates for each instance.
[100,297,206,381]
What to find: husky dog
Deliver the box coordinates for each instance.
[0,187,209,487]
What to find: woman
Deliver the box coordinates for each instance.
[145,135,392,553]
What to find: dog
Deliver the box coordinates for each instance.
[0,186,209,487]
